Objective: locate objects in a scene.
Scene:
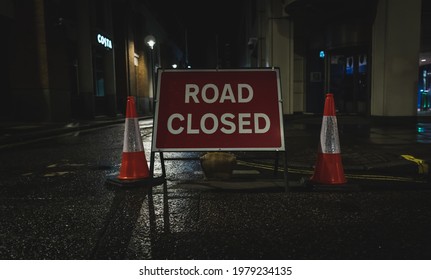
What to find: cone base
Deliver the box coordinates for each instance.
[305,179,359,191]
[310,153,346,185]
[118,151,150,180]
[106,175,166,188]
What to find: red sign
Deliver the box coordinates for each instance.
[152,69,285,151]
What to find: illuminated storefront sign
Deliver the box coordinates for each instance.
[97,34,112,49]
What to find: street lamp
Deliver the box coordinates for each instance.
[145,35,156,50]
[145,35,161,179]
[145,35,156,107]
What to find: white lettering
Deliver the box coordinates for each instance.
[220,84,236,103]
[167,113,184,135]
[184,83,254,104]
[238,113,252,133]
[220,113,236,134]
[238,84,253,103]
[187,114,199,134]
[201,113,218,134]
[97,34,112,49]
[166,113,271,135]
[185,84,199,103]
[201,84,219,103]
[254,113,270,133]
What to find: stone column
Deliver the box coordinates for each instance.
[104,0,117,117]
[77,0,95,118]
[34,0,51,120]
[270,0,295,114]
[371,0,422,116]
[11,0,51,121]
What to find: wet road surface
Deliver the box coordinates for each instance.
[0,118,430,259]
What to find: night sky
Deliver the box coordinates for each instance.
[149,0,242,68]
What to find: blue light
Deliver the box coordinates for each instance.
[319,50,325,58]
[418,126,425,133]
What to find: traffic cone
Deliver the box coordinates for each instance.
[106,96,164,187]
[117,96,150,180]
[310,93,346,185]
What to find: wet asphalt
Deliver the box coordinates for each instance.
[0,115,431,260]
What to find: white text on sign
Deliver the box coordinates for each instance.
[167,83,271,135]
[185,83,253,103]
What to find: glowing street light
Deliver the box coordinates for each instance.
[145,35,157,102]
[145,35,156,50]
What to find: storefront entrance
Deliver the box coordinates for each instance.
[418,64,431,112]
[94,50,107,116]
[328,50,369,114]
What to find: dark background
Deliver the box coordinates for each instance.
[148,0,243,68]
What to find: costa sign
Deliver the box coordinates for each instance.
[152,69,284,151]
[97,34,112,49]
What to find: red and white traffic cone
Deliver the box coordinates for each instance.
[117,96,150,180]
[310,93,346,185]
[106,96,164,187]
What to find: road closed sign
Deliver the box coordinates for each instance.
[152,69,285,151]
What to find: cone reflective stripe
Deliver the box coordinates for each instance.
[118,96,150,180]
[310,93,346,185]
[122,115,144,153]
[319,116,340,154]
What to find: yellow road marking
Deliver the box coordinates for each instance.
[401,155,429,175]
[237,160,425,183]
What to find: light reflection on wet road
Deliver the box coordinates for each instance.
[1,116,430,259]
[366,123,431,144]
[122,118,431,259]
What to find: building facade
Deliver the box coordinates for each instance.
[239,0,425,117]
[2,0,428,121]
[0,0,184,122]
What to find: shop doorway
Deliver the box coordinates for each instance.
[418,64,431,112]
[328,51,369,114]
[94,51,107,116]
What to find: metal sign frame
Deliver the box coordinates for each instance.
[149,68,288,189]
